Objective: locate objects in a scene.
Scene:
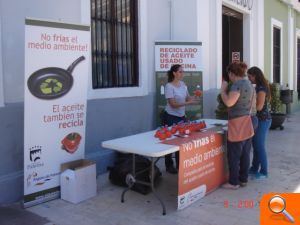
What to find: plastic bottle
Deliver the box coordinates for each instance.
[194,85,202,97]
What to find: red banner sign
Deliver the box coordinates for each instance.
[163,131,228,209]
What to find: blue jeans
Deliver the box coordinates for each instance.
[250,119,272,175]
[251,115,258,131]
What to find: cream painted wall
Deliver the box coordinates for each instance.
[0,0,264,103]
[0,0,81,103]
[0,14,4,107]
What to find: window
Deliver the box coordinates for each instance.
[91,0,139,89]
[273,27,281,83]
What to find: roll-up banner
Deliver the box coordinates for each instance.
[24,18,90,207]
[155,41,203,125]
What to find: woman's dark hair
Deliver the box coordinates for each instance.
[247,66,271,101]
[167,64,182,82]
[226,62,248,78]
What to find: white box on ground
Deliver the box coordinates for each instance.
[60,159,97,204]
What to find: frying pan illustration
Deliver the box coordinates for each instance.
[27,56,85,100]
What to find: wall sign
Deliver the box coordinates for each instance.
[228,0,253,10]
[232,52,241,62]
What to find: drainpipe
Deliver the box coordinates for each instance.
[169,0,173,40]
[287,4,294,89]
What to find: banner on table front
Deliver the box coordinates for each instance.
[24,19,90,207]
[178,132,227,209]
[164,132,228,209]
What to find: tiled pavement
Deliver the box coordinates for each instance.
[1,111,300,225]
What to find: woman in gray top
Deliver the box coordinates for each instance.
[162,64,198,174]
[221,62,255,189]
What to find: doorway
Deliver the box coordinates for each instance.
[222,6,243,81]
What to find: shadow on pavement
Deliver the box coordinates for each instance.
[0,204,50,225]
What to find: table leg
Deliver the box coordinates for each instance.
[150,157,166,215]
[121,154,136,203]
[121,155,166,215]
[121,187,130,203]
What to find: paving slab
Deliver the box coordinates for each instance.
[0,204,50,225]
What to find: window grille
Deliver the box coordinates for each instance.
[91,0,139,88]
[273,27,281,83]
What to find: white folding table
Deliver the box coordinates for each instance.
[102,119,227,215]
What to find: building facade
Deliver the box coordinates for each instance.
[0,0,274,203]
[264,0,300,112]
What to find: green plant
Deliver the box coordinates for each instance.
[269,83,283,113]
[215,94,228,119]
[215,82,232,119]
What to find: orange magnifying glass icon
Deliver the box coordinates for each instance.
[268,195,295,223]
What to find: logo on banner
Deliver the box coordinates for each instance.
[26,172,60,187]
[26,172,38,187]
[27,146,44,170]
[27,56,85,100]
[30,146,42,162]
[178,185,207,209]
